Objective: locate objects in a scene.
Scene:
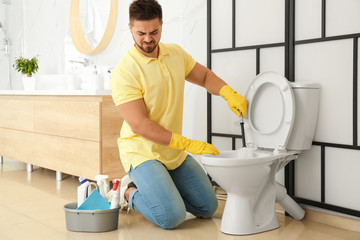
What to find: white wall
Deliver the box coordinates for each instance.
[0,0,208,141]
[0,0,23,90]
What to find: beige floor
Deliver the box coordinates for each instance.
[1,158,360,240]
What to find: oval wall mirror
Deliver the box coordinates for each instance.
[70,0,118,55]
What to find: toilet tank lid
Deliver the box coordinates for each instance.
[290,82,321,89]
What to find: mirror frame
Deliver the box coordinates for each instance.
[70,0,118,55]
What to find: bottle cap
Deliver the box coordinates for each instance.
[79,176,88,184]
[112,180,120,191]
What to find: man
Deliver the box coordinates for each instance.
[110,0,247,229]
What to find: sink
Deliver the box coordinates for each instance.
[36,74,78,90]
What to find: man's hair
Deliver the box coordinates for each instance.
[129,0,162,24]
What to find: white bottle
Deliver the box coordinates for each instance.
[94,175,109,199]
[77,176,90,207]
[110,180,120,209]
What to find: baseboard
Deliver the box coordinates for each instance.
[276,203,360,233]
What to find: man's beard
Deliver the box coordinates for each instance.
[135,40,159,54]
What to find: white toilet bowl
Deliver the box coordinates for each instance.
[203,149,298,235]
[201,72,320,235]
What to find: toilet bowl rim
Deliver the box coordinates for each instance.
[200,149,299,167]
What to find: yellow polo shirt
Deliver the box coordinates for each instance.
[110,42,196,172]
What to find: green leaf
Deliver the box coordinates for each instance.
[13,55,39,76]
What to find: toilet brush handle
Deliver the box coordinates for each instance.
[240,112,246,147]
[240,122,246,147]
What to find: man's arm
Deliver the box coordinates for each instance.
[185,62,247,117]
[185,62,227,95]
[117,98,172,145]
[116,98,219,155]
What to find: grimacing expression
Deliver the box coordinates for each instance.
[129,18,163,57]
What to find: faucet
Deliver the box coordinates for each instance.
[69,57,90,67]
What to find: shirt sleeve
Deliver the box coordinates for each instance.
[183,49,196,77]
[171,43,196,77]
[109,64,143,106]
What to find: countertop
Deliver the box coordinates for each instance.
[0,89,112,95]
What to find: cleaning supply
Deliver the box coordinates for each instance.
[168,133,220,155]
[77,177,98,207]
[105,188,114,202]
[94,175,109,199]
[110,179,120,209]
[77,176,90,207]
[240,112,246,148]
[77,189,111,210]
[219,85,247,117]
[238,112,253,159]
[87,182,98,196]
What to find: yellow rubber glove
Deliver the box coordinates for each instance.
[219,85,247,117]
[168,133,220,155]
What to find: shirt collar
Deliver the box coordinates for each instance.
[130,42,169,64]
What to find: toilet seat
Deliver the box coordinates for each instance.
[245,72,295,151]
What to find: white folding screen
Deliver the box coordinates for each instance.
[326,0,360,37]
[208,0,360,217]
[235,0,284,47]
[295,40,353,145]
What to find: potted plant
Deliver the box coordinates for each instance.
[13,56,39,90]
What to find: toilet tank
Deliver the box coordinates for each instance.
[286,82,320,150]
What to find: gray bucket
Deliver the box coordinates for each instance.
[64,202,120,232]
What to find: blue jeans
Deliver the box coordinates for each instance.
[128,155,218,229]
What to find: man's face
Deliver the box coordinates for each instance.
[129,18,162,57]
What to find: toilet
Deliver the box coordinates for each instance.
[201,71,320,235]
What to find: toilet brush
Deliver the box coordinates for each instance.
[238,112,253,158]
[240,112,246,148]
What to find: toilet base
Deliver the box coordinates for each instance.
[220,193,279,235]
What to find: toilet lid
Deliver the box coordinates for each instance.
[245,72,295,150]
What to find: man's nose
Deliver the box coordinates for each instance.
[144,34,152,42]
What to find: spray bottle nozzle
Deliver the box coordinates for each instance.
[112,180,120,191]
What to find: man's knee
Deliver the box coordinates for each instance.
[156,204,186,229]
[197,195,218,219]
